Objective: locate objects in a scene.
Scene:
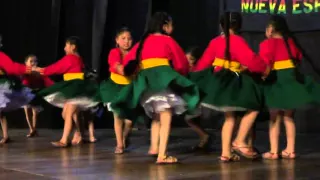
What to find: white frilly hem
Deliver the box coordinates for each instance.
[43,92,99,110]
[140,89,187,118]
[201,103,247,112]
[0,82,35,112]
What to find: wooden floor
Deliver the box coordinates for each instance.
[0,129,320,180]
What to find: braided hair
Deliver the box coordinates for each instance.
[124,12,172,76]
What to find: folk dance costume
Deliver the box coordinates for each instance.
[190,34,267,111]
[21,72,54,112]
[110,34,201,119]
[260,38,314,109]
[0,52,35,111]
[37,54,100,110]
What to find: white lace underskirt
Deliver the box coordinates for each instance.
[140,89,187,118]
[43,92,99,110]
[0,82,35,112]
[201,103,247,112]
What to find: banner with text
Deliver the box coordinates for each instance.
[241,0,320,32]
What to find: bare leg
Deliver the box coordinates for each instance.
[87,113,96,142]
[71,111,82,145]
[185,115,209,148]
[52,103,77,147]
[31,107,38,131]
[114,113,125,154]
[263,110,281,159]
[24,106,33,134]
[157,109,177,163]
[0,114,9,144]
[221,112,236,159]
[123,119,132,148]
[282,110,296,158]
[149,115,160,155]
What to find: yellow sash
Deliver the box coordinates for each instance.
[212,58,241,73]
[272,60,295,70]
[140,58,170,69]
[63,73,84,81]
[110,72,131,85]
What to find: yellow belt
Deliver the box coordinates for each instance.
[110,72,131,85]
[212,58,241,72]
[272,60,295,70]
[140,58,170,69]
[63,73,84,81]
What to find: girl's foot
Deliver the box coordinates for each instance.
[281,151,296,159]
[232,142,258,159]
[27,130,38,138]
[219,154,240,163]
[114,147,124,154]
[156,155,178,164]
[71,138,83,146]
[89,137,97,143]
[148,149,158,157]
[262,152,279,160]
[0,137,10,145]
[51,141,68,148]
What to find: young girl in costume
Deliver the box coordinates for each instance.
[185,47,211,151]
[100,27,134,154]
[35,37,100,147]
[111,12,201,164]
[22,55,54,138]
[190,12,268,162]
[0,36,36,144]
[259,15,315,159]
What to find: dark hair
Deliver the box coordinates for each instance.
[124,12,172,76]
[186,46,202,63]
[25,54,37,62]
[66,36,81,52]
[115,27,131,38]
[267,15,316,82]
[220,12,242,60]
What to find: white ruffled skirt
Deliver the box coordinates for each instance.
[140,89,187,118]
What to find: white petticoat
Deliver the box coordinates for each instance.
[43,92,100,110]
[0,82,35,112]
[140,89,187,118]
[201,103,247,112]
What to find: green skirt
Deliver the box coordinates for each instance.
[99,79,126,106]
[37,79,100,110]
[189,67,264,112]
[263,68,314,109]
[110,66,201,119]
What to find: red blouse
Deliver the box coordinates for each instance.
[123,34,189,75]
[0,52,31,75]
[259,38,302,66]
[108,48,123,74]
[192,35,266,73]
[40,54,84,76]
[22,74,54,89]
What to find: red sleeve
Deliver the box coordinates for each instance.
[235,38,267,73]
[167,37,189,75]
[0,52,31,75]
[192,39,216,71]
[41,56,72,76]
[122,43,139,66]
[21,77,29,86]
[43,76,55,87]
[258,40,274,66]
[108,49,122,72]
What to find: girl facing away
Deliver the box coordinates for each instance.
[22,55,54,138]
[99,27,134,154]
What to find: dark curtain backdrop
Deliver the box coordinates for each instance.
[0,0,320,132]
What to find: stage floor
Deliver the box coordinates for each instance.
[0,129,320,180]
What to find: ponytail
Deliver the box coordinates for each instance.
[123,32,150,76]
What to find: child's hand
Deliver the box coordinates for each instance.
[116,64,124,75]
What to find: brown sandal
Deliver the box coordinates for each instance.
[156,156,178,164]
[51,141,68,148]
[219,154,240,163]
[262,152,279,160]
[281,151,296,159]
[232,143,258,159]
